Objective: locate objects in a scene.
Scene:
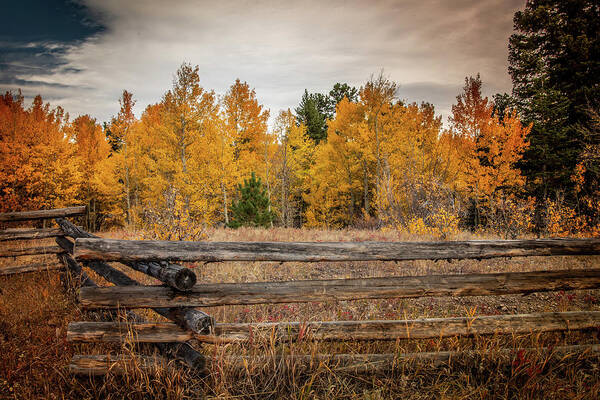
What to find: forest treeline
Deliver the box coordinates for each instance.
[1,0,598,238]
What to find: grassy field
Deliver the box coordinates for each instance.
[2,228,600,399]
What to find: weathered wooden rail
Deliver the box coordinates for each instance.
[0,206,86,222]
[0,227,65,241]
[70,344,600,376]
[0,207,85,275]
[68,310,600,343]
[78,268,600,309]
[0,261,64,275]
[73,237,600,262]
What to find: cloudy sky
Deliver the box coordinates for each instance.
[0,0,525,125]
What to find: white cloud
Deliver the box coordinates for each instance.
[13,0,524,124]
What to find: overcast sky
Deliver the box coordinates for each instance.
[0,0,525,125]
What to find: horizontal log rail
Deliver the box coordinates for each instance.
[0,261,63,276]
[0,245,65,258]
[56,236,213,334]
[0,206,86,222]
[73,237,600,263]
[57,219,196,291]
[0,227,65,241]
[79,268,600,309]
[67,311,600,343]
[70,344,600,375]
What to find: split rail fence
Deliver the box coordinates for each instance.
[0,206,85,275]
[3,207,600,375]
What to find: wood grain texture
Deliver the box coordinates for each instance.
[0,206,86,222]
[0,228,64,241]
[67,311,600,343]
[73,237,600,263]
[70,345,600,375]
[0,245,64,258]
[79,268,600,309]
[0,262,63,275]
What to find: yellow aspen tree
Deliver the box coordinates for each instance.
[305,99,366,227]
[360,73,398,206]
[108,90,136,225]
[0,94,81,212]
[0,91,39,211]
[71,114,111,230]
[222,79,270,180]
[274,109,315,227]
[451,75,530,232]
[212,116,237,225]
[157,63,220,223]
[134,103,169,207]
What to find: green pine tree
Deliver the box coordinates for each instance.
[295,83,358,144]
[228,172,275,228]
[295,90,329,144]
[508,0,600,205]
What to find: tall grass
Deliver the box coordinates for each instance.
[1,227,600,398]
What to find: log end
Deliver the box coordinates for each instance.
[173,268,197,291]
[183,309,215,334]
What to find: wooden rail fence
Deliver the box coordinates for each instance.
[0,206,85,275]
[3,207,600,376]
[69,229,600,375]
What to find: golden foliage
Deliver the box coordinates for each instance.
[3,68,596,237]
[0,93,81,212]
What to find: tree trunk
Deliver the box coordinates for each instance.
[222,182,229,225]
[265,136,273,228]
[363,159,369,215]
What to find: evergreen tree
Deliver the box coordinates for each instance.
[295,90,329,143]
[329,83,359,109]
[508,0,600,205]
[228,172,275,228]
[295,83,358,144]
[491,93,515,123]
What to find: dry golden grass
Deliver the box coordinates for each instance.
[2,227,600,399]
